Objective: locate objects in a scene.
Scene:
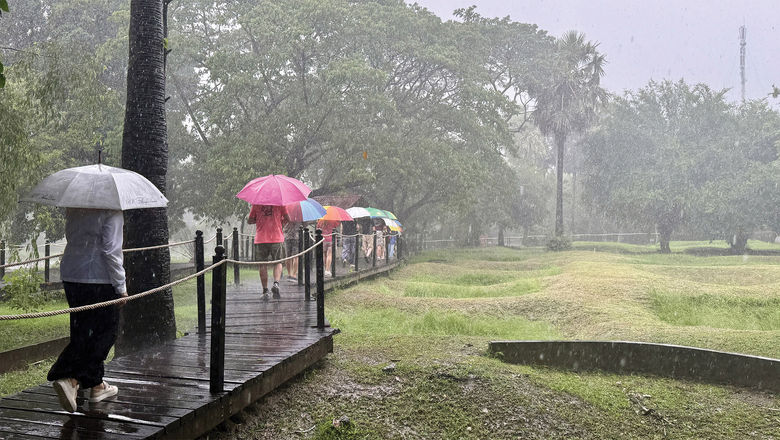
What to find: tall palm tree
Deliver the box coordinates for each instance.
[117,0,176,354]
[534,31,606,238]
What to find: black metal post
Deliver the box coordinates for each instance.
[330,232,336,277]
[298,227,304,287]
[210,245,227,393]
[195,230,206,335]
[216,228,223,246]
[232,227,240,285]
[304,227,311,301]
[398,235,403,260]
[44,241,50,283]
[0,240,4,280]
[372,232,377,268]
[315,229,325,329]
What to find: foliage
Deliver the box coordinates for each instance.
[581,80,780,253]
[545,235,572,251]
[2,268,45,312]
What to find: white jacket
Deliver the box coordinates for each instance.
[60,209,127,294]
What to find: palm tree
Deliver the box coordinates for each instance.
[117,0,176,354]
[534,31,606,238]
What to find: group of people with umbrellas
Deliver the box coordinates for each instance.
[20,161,399,413]
[237,175,402,287]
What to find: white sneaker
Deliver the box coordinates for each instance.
[324,270,332,277]
[53,379,78,412]
[89,381,118,403]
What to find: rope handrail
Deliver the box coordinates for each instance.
[0,252,65,269]
[226,239,324,266]
[0,238,200,269]
[0,259,228,321]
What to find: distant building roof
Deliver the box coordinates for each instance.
[312,194,363,209]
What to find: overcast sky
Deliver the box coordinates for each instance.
[410,0,779,104]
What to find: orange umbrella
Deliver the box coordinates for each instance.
[321,205,354,222]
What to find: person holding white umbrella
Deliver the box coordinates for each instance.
[21,158,168,412]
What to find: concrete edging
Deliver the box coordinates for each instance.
[489,340,779,392]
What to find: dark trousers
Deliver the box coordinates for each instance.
[47,282,119,389]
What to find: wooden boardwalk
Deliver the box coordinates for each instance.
[0,279,340,439]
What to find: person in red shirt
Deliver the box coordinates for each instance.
[248,204,289,297]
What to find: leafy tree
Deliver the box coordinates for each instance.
[533,31,606,239]
[581,80,736,253]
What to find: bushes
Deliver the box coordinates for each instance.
[546,236,572,251]
[1,268,45,312]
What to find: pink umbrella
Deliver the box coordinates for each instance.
[236,174,311,206]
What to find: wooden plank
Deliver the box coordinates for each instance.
[0,408,161,439]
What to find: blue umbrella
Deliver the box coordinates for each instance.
[285,198,327,222]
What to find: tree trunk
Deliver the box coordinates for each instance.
[555,133,566,237]
[730,230,749,254]
[658,223,673,254]
[522,225,530,246]
[117,0,176,355]
[498,226,504,247]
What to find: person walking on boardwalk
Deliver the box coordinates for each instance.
[47,208,127,412]
[248,204,290,298]
[283,220,300,283]
[317,218,341,277]
[341,220,357,268]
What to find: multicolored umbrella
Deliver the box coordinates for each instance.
[382,218,402,231]
[236,174,311,206]
[321,205,354,222]
[345,206,371,218]
[285,198,327,222]
[364,207,392,218]
[383,210,398,220]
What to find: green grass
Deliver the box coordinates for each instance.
[329,306,560,339]
[652,291,780,331]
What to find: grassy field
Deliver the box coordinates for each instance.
[205,245,779,439]
[2,246,779,438]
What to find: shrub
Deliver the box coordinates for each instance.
[546,236,572,251]
[2,268,45,312]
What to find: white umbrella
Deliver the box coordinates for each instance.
[21,164,168,210]
[345,207,371,218]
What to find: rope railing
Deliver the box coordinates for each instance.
[0,259,228,321]
[225,239,324,266]
[0,237,328,320]
[0,238,201,270]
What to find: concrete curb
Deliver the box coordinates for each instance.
[489,340,779,392]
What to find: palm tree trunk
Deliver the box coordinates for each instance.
[555,133,566,237]
[117,0,176,355]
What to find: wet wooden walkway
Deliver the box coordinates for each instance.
[0,279,340,439]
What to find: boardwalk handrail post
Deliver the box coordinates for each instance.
[398,234,403,260]
[315,229,325,329]
[216,227,223,246]
[330,230,336,277]
[385,234,390,265]
[298,226,304,287]
[0,240,5,280]
[44,240,50,283]
[195,231,206,335]
[353,229,360,273]
[304,227,311,301]
[372,232,377,268]
[232,227,240,285]
[210,245,227,393]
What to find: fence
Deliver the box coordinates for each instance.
[0,226,407,392]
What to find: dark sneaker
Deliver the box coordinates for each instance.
[271,282,280,298]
